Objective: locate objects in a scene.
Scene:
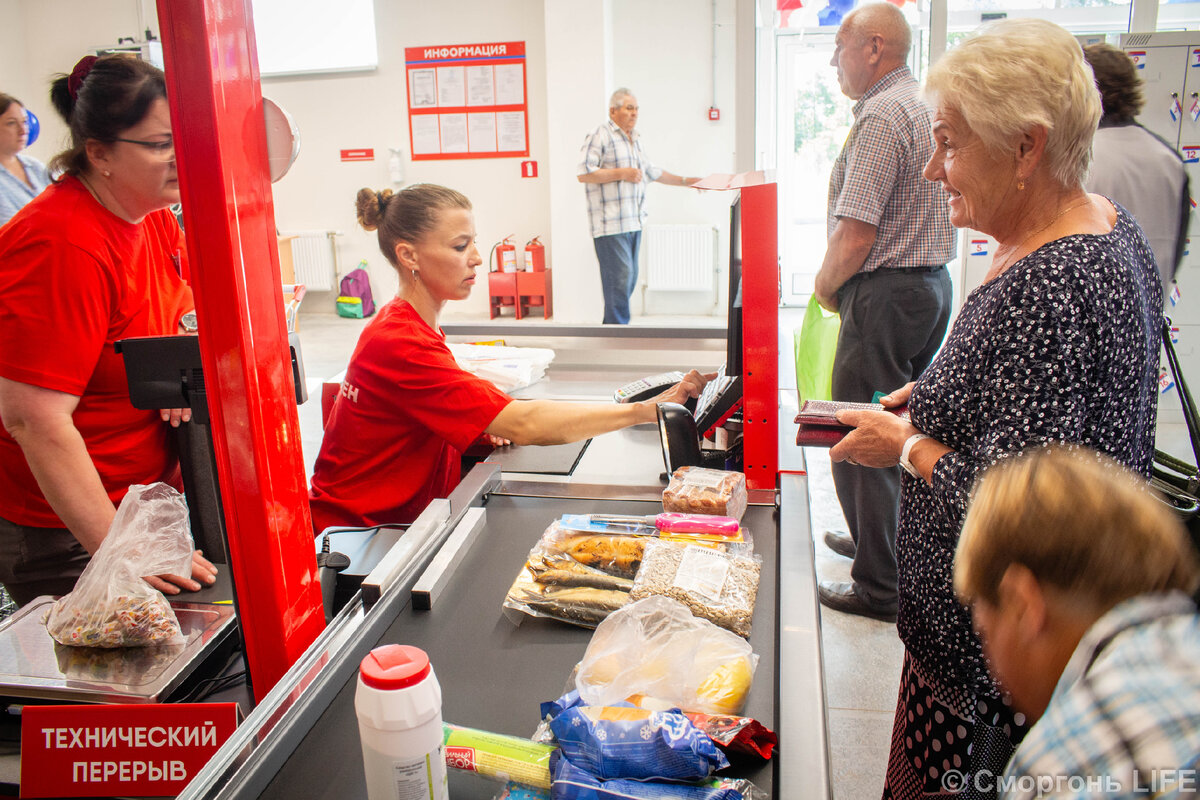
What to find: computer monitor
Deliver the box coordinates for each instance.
[727,195,743,377]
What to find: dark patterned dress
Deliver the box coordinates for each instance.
[882,204,1161,800]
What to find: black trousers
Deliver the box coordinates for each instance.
[830,266,952,607]
[0,515,90,606]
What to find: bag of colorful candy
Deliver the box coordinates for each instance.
[45,483,194,648]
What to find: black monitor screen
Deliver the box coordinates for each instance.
[727,195,743,377]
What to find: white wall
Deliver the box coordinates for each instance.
[8,0,742,323]
[8,0,146,167]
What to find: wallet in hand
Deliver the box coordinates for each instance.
[794,399,909,447]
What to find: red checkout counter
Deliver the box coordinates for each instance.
[174,352,829,799]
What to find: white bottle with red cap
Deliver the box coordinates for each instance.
[355,644,448,800]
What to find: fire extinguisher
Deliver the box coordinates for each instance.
[524,236,545,272]
[490,235,518,273]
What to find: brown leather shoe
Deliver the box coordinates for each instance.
[818,581,897,623]
[822,530,856,559]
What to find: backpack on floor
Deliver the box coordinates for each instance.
[337,262,376,317]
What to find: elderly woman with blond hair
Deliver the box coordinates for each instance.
[828,19,1161,798]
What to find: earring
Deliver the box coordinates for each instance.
[1017,180,1025,191]
[411,270,419,280]
[103,170,111,178]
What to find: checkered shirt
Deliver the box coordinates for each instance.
[827,66,956,272]
[578,119,663,238]
[1001,592,1200,799]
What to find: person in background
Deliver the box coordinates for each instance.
[0,93,51,227]
[1084,43,1189,301]
[955,445,1200,800]
[309,184,709,532]
[815,2,957,623]
[577,89,698,324]
[828,18,1160,798]
[0,55,216,606]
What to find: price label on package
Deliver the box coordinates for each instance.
[672,546,731,601]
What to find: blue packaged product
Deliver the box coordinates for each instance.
[549,752,752,800]
[541,690,585,723]
[550,705,728,781]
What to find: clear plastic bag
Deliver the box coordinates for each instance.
[45,483,194,648]
[574,596,759,716]
[662,467,748,520]
[629,540,762,637]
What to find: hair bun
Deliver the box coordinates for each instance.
[355,187,392,231]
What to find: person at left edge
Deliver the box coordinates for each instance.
[577,88,699,325]
[309,184,710,534]
[0,55,217,606]
[0,93,51,227]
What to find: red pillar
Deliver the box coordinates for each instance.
[740,183,780,494]
[156,0,324,700]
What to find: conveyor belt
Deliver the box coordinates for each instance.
[253,493,777,799]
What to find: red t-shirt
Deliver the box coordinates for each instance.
[0,177,193,527]
[309,299,513,531]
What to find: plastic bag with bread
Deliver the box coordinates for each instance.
[574,595,758,715]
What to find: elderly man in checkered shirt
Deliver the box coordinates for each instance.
[577,89,696,324]
[954,446,1200,800]
[815,3,957,622]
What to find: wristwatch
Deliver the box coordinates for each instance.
[899,433,930,477]
[179,311,199,333]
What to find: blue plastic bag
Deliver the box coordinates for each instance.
[550,706,728,781]
[549,752,754,800]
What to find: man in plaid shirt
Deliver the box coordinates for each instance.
[577,89,696,324]
[954,446,1200,800]
[816,3,956,621]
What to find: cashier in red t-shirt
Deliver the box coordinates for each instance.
[308,184,709,532]
[0,56,217,606]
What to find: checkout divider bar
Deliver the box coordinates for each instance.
[178,464,501,800]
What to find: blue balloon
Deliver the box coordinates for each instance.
[24,108,39,148]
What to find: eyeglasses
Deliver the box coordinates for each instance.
[113,137,175,160]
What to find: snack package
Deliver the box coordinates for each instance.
[45,484,194,648]
[575,596,758,716]
[629,541,761,638]
[683,713,777,765]
[663,467,748,521]
[549,752,763,800]
[443,723,554,790]
[550,705,728,781]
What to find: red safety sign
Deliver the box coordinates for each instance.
[340,148,375,162]
[20,703,238,797]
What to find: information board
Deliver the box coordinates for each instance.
[405,41,530,161]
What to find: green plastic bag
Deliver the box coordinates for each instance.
[336,296,364,319]
[794,295,840,403]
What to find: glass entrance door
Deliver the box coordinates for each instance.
[776,32,852,307]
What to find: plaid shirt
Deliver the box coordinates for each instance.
[578,120,662,238]
[828,66,956,272]
[1001,593,1200,799]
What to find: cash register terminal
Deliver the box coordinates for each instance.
[613,193,747,455]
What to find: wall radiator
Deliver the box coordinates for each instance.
[285,230,340,292]
[644,224,717,291]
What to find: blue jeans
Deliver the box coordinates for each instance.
[593,231,641,324]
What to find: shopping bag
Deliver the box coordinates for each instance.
[794,295,840,403]
[45,483,194,648]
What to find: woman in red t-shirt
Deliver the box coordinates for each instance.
[309,184,708,532]
[0,56,217,605]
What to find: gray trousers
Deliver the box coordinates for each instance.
[830,266,952,607]
[0,515,90,606]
